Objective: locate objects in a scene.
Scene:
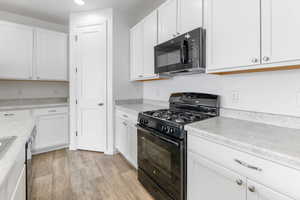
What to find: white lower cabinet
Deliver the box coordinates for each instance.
[247,180,293,200]
[11,165,26,200]
[33,107,69,153]
[188,151,246,200]
[115,110,138,168]
[187,134,300,200]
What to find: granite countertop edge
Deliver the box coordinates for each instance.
[186,123,300,171]
[0,102,69,111]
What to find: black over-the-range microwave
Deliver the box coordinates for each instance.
[154,28,205,76]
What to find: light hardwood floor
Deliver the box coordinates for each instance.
[31,149,154,200]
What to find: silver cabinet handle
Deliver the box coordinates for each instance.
[248,186,255,193]
[176,32,181,35]
[48,110,57,113]
[234,159,262,172]
[263,56,270,62]
[98,103,104,106]
[123,114,128,118]
[138,75,143,78]
[122,122,127,126]
[236,179,243,186]
[172,34,177,37]
[4,113,15,117]
[251,58,259,63]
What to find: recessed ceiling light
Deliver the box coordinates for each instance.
[74,0,85,6]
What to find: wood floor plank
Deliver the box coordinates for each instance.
[31,149,154,200]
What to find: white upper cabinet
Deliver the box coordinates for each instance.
[261,0,300,65]
[36,29,68,81]
[158,0,178,43]
[188,151,247,200]
[178,0,203,34]
[206,0,261,70]
[142,10,158,78]
[0,21,33,80]
[130,22,144,80]
[247,180,293,200]
[130,10,159,81]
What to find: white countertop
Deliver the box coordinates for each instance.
[0,98,68,111]
[115,103,167,116]
[186,117,300,170]
[0,116,35,188]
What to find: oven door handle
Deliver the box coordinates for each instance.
[136,124,180,147]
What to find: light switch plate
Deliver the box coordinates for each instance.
[231,91,239,104]
[297,92,300,106]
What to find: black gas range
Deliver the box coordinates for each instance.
[137,93,220,200]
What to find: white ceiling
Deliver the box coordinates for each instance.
[0,0,165,25]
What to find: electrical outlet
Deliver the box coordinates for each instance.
[297,92,300,106]
[231,91,239,104]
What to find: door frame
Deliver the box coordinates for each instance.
[69,10,115,155]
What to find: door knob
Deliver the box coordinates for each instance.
[248,186,255,193]
[98,103,104,106]
[263,56,270,62]
[251,58,259,63]
[236,179,243,186]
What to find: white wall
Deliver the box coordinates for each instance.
[143,69,300,117]
[0,81,69,100]
[113,9,143,100]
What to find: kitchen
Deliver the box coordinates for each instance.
[0,0,300,200]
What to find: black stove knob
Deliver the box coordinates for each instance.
[144,119,149,125]
[170,128,174,134]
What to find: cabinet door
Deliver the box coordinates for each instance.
[188,151,246,200]
[0,21,33,80]
[261,0,300,64]
[11,165,26,200]
[206,0,261,70]
[34,114,69,151]
[130,23,144,80]
[36,29,68,81]
[116,117,128,156]
[178,0,203,34]
[247,180,293,200]
[158,0,178,43]
[127,121,138,168]
[115,116,127,153]
[142,10,158,78]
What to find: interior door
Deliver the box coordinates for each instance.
[206,0,261,70]
[247,179,293,200]
[36,29,68,81]
[76,23,107,152]
[188,151,247,200]
[0,21,33,79]
[261,0,300,64]
[158,0,178,43]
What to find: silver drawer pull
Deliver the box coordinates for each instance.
[48,110,57,113]
[236,179,243,186]
[123,114,128,118]
[4,113,15,117]
[122,122,127,126]
[248,186,256,193]
[234,159,262,172]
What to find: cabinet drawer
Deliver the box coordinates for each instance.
[116,109,137,123]
[0,110,32,120]
[33,106,68,116]
[188,134,300,199]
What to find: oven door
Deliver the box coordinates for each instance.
[137,125,185,200]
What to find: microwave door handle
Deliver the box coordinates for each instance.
[180,40,188,64]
